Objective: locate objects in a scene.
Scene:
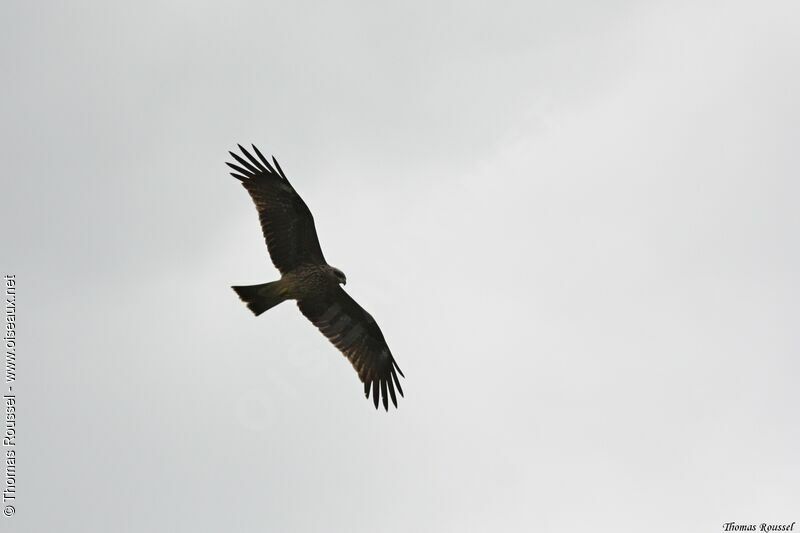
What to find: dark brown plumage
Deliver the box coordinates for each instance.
[228,144,404,410]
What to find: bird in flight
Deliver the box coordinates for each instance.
[227,145,405,410]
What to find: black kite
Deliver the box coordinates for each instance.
[227,145,405,410]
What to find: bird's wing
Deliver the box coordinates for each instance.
[227,145,326,274]
[297,286,405,410]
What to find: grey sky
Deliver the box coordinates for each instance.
[2,1,799,531]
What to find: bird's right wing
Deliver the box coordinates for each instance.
[227,145,326,274]
[297,286,405,410]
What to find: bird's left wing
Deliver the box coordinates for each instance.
[297,287,405,410]
[227,145,326,274]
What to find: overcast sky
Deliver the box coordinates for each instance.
[2,1,799,531]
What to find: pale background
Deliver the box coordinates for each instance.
[2,1,798,531]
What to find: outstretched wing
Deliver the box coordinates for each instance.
[227,144,326,274]
[297,287,405,410]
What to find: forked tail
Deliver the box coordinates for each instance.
[232,280,287,316]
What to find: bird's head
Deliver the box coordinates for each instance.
[331,267,347,286]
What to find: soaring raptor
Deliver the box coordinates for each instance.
[227,145,404,410]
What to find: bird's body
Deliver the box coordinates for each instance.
[227,145,404,410]
[281,264,343,300]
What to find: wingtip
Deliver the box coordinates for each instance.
[392,369,404,398]
[239,144,267,172]
[387,378,398,408]
[272,156,288,180]
[229,149,260,175]
[393,360,405,378]
[251,144,274,173]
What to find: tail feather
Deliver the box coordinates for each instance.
[232,281,287,316]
